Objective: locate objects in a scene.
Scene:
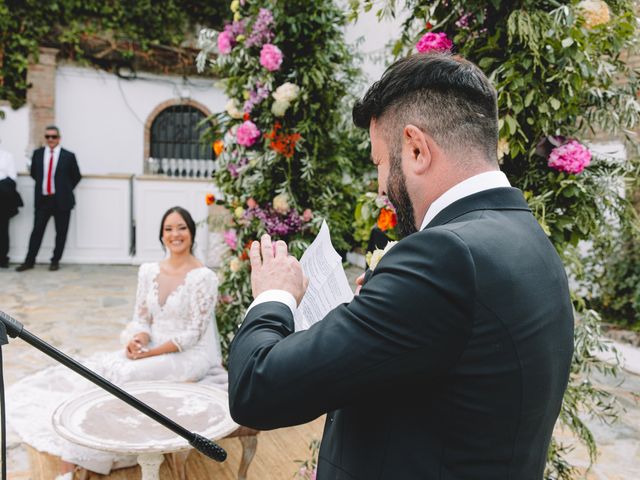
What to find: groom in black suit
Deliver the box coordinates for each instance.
[228,53,574,479]
[16,126,81,272]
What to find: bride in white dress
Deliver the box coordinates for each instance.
[7,206,226,476]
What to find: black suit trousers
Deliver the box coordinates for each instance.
[25,197,71,264]
[0,212,9,262]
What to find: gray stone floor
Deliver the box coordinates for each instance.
[1,263,639,479]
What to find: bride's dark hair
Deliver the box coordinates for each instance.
[159,206,197,253]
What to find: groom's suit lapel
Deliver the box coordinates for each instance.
[424,187,531,230]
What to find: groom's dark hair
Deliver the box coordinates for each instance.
[353,52,499,166]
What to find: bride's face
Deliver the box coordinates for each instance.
[162,212,192,255]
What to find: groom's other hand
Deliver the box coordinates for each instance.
[250,234,307,305]
[355,272,365,295]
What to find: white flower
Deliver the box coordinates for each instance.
[271,99,290,117]
[229,257,242,273]
[497,138,510,161]
[577,0,611,29]
[366,241,398,271]
[273,193,290,214]
[226,99,244,119]
[272,82,300,103]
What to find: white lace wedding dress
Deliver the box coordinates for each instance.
[6,263,227,474]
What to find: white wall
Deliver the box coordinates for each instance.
[343,4,407,91]
[54,65,227,175]
[0,105,31,172]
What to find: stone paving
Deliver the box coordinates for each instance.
[1,263,639,479]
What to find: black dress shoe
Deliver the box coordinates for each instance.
[0,260,8,269]
[15,263,34,272]
[49,263,60,271]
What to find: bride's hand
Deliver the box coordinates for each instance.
[126,335,150,359]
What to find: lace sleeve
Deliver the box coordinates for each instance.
[171,269,218,351]
[126,264,153,339]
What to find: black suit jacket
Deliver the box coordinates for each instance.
[228,187,574,480]
[31,147,81,211]
[0,177,23,217]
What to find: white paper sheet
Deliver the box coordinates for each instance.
[294,221,354,331]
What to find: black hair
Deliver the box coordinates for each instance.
[45,125,61,135]
[353,52,499,165]
[159,206,197,254]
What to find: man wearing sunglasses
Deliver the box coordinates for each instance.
[16,125,81,272]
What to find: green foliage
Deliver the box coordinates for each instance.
[589,238,640,330]
[0,0,227,108]
[294,438,320,479]
[583,183,640,330]
[199,0,368,357]
[350,0,640,477]
[353,191,398,250]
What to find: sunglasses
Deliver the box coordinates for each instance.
[44,135,59,139]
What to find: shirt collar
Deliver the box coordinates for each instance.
[46,145,61,155]
[420,170,511,230]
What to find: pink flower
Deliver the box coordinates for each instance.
[220,294,234,304]
[260,43,283,71]
[218,31,233,55]
[547,140,592,175]
[246,197,258,209]
[302,209,313,222]
[415,32,453,53]
[224,229,238,250]
[236,120,261,147]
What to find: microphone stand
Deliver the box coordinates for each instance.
[0,311,226,480]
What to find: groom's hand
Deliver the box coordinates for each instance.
[250,234,307,305]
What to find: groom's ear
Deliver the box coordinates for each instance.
[403,124,432,175]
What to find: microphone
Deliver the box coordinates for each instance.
[0,310,227,463]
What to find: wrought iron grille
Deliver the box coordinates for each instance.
[150,105,212,159]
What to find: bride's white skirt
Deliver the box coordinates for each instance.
[6,323,227,475]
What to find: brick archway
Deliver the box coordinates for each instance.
[143,98,213,166]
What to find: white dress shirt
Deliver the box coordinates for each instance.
[42,145,61,195]
[0,149,17,181]
[246,169,512,317]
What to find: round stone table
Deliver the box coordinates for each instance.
[52,381,238,480]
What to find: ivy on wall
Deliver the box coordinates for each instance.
[0,0,228,108]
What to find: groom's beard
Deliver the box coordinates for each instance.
[387,153,417,239]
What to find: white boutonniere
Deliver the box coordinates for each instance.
[366,241,398,271]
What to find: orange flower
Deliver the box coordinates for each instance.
[264,122,301,158]
[243,113,250,121]
[240,240,253,260]
[205,193,215,205]
[213,140,224,156]
[377,208,397,231]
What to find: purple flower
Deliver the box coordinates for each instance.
[455,13,472,29]
[243,82,271,114]
[416,32,453,53]
[236,121,261,147]
[260,44,283,71]
[245,205,302,237]
[245,8,274,48]
[227,157,248,178]
[225,19,246,37]
[548,140,592,175]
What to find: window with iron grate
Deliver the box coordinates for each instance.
[150,105,212,160]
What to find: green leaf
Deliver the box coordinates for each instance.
[561,37,574,48]
[505,115,518,135]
